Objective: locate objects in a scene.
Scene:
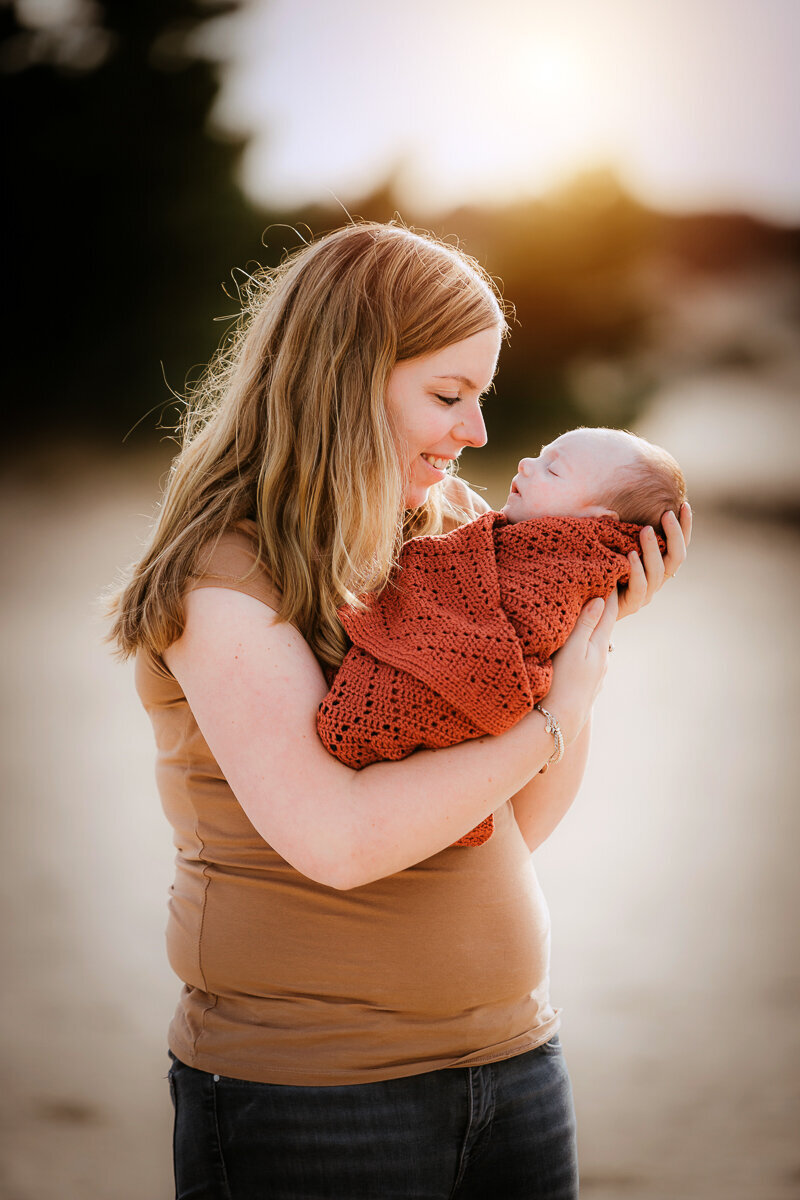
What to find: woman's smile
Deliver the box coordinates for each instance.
[421,453,453,470]
[420,453,455,480]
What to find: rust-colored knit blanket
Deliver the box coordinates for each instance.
[317,512,648,847]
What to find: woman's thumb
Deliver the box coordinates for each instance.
[579,597,605,629]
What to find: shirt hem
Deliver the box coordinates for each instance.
[167,1013,561,1088]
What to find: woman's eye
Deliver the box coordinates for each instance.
[435,394,460,406]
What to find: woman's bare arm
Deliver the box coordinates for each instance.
[164,587,615,891]
[510,719,592,852]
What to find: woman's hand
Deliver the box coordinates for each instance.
[546,589,619,745]
[617,501,692,620]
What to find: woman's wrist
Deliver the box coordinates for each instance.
[534,704,565,772]
[532,692,585,750]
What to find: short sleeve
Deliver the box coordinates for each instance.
[187,520,281,612]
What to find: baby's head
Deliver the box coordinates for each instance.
[501,427,686,533]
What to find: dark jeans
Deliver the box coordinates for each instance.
[167,1037,578,1199]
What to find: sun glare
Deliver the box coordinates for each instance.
[227,0,800,224]
[527,40,582,101]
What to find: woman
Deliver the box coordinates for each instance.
[110,222,690,1199]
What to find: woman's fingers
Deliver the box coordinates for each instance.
[639,524,666,601]
[575,595,605,633]
[617,547,647,619]
[617,501,691,622]
[571,592,617,654]
[662,503,691,578]
[591,588,618,650]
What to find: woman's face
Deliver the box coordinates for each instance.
[385,326,501,509]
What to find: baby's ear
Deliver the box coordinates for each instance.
[583,504,619,520]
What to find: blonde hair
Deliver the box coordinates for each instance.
[601,433,687,533]
[108,222,507,669]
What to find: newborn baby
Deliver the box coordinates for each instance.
[317,426,686,846]
[501,425,684,530]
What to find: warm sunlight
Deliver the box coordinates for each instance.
[526,38,583,100]
[210,0,800,223]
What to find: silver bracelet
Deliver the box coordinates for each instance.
[535,703,565,772]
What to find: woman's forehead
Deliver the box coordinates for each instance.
[420,328,502,384]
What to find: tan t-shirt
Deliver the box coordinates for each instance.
[136,500,559,1086]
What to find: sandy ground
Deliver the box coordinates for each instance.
[1,446,799,1200]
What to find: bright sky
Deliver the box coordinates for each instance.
[207,0,800,221]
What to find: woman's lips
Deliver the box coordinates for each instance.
[420,453,450,479]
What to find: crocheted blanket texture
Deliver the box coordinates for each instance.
[317,512,650,848]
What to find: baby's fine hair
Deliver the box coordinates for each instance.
[600,432,687,533]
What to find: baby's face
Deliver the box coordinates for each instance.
[501,428,634,522]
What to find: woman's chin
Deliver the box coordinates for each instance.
[404,486,431,509]
[403,475,438,509]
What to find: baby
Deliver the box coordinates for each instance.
[317,427,686,846]
[501,425,685,532]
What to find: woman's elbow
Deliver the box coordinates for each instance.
[323,865,372,891]
[291,856,375,892]
[287,849,360,891]
[304,839,384,890]
[263,824,373,892]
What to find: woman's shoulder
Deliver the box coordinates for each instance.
[440,475,493,533]
[137,520,282,694]
[189,519,281,611]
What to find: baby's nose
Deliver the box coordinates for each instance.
[518,457,535,474]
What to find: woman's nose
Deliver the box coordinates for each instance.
[458,403,488,449]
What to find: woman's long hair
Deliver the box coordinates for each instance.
[108,222,508,669]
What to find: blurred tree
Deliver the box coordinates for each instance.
[2,0,270,448]
[427,171,800,451]
[428,172,660,448]
[3,3,797,461]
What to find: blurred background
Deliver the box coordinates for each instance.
[2,0,799,1196]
